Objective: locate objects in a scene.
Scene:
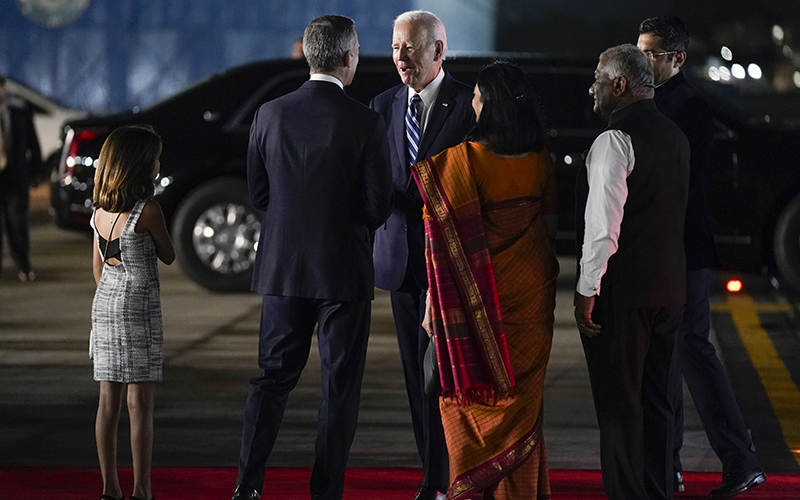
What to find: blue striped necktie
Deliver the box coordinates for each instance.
[405,94,422,166]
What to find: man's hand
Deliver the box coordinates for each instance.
[422,291,433,337]
[575,294,601,338]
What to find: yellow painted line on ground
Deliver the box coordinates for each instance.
[710,302,793,313]
[721,293,800,467]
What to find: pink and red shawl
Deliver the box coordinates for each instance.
[411,142,515,405]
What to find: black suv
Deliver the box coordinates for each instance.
[52,55,800,292]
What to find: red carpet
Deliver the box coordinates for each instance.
[2,467,799,499]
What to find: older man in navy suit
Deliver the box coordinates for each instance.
[370,10,475,500]
[232,15,392,500]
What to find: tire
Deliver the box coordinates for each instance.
[773,195,800,291]
[172,177,261,292]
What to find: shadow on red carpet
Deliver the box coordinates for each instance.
[2,467,799,499]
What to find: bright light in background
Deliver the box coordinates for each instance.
[794,71,800,88]
[748,63,763,79]
[784,45,794,59]
[563,155,573,165]
[726,279,743,293]
[708,66,721,81]
[731,64,746,79]
[719,66,731,81]
[721,46,733,61]
[773,25,785,43]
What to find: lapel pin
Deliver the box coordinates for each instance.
[442,103,448,107]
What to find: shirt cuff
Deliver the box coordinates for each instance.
[576,275,601,297]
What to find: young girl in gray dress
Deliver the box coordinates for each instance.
[90,125,175,500]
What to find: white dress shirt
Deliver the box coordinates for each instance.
[577,129,636,297]
[406,67,445,137]
[309,73,344,90]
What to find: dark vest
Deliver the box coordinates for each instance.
[595,99,690,309]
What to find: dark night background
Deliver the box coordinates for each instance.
[1,0,799,112]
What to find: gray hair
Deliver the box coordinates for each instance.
[599,44,654,99]
[394,10,447,57]
[303,15,358,73]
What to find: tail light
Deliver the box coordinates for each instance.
[726,279,743,293]
[59,128,99,186]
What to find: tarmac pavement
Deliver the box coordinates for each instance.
[0,187,726,472]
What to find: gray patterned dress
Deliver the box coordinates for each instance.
[90,200,163,383]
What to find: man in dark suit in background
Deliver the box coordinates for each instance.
[575,44,689,500]
[638,16,766,499]
[0,75,41,282]
[369,10,475,500]
[231,15,392,500]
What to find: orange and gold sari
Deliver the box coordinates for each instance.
[411,141,558,500]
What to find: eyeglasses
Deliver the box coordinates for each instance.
[643,50,677,61]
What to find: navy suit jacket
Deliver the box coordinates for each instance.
[247,80,393,301]
[370,71,475,291]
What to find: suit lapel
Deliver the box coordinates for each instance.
[416,73,458,162]
[392,85,408,172]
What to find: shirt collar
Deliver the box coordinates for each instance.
[309,73,344,90]
[407,67,445,106]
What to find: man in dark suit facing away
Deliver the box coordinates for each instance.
[369,10,475,500]
[575,44,690,500]
[638,16,766,499]
[0,75,41,282]
[231,15,392,500]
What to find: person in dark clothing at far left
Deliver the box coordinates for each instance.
[0,75,41,282]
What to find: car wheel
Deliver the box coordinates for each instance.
[172,177,261,292]
[773,195,800,291]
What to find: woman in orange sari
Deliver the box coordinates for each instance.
[412,62,558,500]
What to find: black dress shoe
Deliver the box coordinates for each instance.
[708,470,767,499]
[414,485,445,500]
[232,484,260,500]
[675,471,685,493]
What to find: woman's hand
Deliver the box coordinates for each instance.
[422,291,433,337]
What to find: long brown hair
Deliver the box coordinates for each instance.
[93,124,162,213]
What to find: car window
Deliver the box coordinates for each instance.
[449,62,604,133]
[227,70,309,132]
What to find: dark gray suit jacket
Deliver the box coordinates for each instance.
[247,80,393,301]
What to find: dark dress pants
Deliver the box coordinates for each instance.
[0,186,31,274]
[237,295,371,500]
[582,302,682,500]
[672,268,761,475]
[390,283,449,492]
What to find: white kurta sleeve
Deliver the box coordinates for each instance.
[577,129,635,297]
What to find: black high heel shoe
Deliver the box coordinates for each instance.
[99,495,124,500]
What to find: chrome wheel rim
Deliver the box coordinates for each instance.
[191,203,260,275]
